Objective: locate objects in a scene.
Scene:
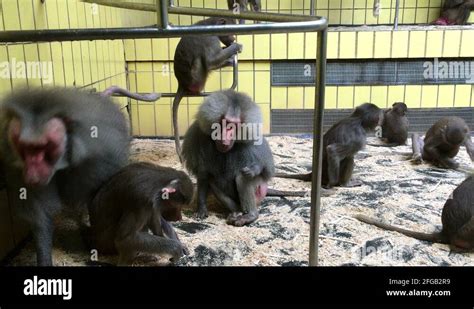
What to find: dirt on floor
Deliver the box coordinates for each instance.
[6,136,474,266]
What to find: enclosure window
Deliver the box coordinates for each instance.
[271,59,474,86]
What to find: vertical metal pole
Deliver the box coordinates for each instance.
[124,64,134,133]
[230,56,239,90]
[310,0,315,16]
[309,28,327,267]
[156,0,169,29]
[394,0,400,30]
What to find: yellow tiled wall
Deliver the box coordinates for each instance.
[1,0,474,138]
[127,26,474,136]
[117,1,474,137]
[0,0,157,109]
[0,0,155,261]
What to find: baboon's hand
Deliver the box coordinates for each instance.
[232,42,243,53]
[169,241,186,262]
[241,167,256,178]
[411,153,423,164]
[195,208,209,220]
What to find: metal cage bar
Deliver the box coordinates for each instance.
[0,0,328,267]
[394,0,400,29]
[0,20,327,43]
[310,26,326,266]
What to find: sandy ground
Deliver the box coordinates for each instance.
[6,136,474,266]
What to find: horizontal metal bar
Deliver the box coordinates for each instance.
[111,92,211,99]
[113,55,237,100]
[81,0,156,12]
[0,18,327,43]
[168,6,319,22]
[80,1,320,23]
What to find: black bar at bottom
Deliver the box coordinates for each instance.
[0,267,472,306]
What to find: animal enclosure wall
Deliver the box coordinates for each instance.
[126,0,474,137]
[0,0,474,262]
[0,0,157,97]
[0,0,155,261]
[1,1,473,136]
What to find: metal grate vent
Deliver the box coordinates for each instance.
[271,59,474,86]
[271,62,315,85]
[328,61,396,85]
[271,108,474,135]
